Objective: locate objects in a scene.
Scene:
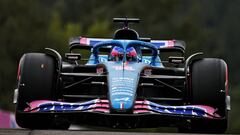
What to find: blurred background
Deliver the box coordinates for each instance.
[0,0,239,133]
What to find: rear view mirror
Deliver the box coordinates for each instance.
[65,53,81,61]
[168,56,185,64]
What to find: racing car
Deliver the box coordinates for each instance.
[13,18,230,133]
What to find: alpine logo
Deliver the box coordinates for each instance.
[114,97,130,102]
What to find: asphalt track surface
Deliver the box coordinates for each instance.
[0,128,233,135]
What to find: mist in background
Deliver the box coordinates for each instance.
[0,0,239,133]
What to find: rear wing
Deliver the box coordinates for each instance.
[69,37,186,54]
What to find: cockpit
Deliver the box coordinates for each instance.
[109,46,138,62]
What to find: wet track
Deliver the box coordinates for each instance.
[0,129,230,135]
[0,129,177,135]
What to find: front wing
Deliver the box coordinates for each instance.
[23,99,221,119]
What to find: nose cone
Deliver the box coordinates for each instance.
[110,77,135,111]
[104,62,146,112]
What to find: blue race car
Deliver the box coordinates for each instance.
[14,18,230,133]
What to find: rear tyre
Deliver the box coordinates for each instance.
[180,58,228,133]
[15,53,70,129]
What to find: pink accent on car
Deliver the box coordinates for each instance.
[167,40,175,47]
[194,105,220,118]
[92,108,109,113]
[225,63,229,95]
[24,99,221,119]
[24,100,53,112]
[134,105,149,109]
[134,110,150,114]
[17,62,21,81]
[95,103,109,108]
[80,37,88,45]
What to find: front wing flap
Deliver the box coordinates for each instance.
[23,99,221,119]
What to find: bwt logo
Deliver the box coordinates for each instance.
[112,66,135,71]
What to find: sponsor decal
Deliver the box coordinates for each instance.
[112,92,133,96]
[114,97,130,102]
[111,77,135,97]
[142,59,151,64]
[99,57,108,62]
[112,65,135,71]
[151,40,175,48]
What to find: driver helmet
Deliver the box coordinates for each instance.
[110,46,137,61]
[126,47,137,61]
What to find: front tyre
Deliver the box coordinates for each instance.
[180,58,229,133]
[15,53,70,129]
